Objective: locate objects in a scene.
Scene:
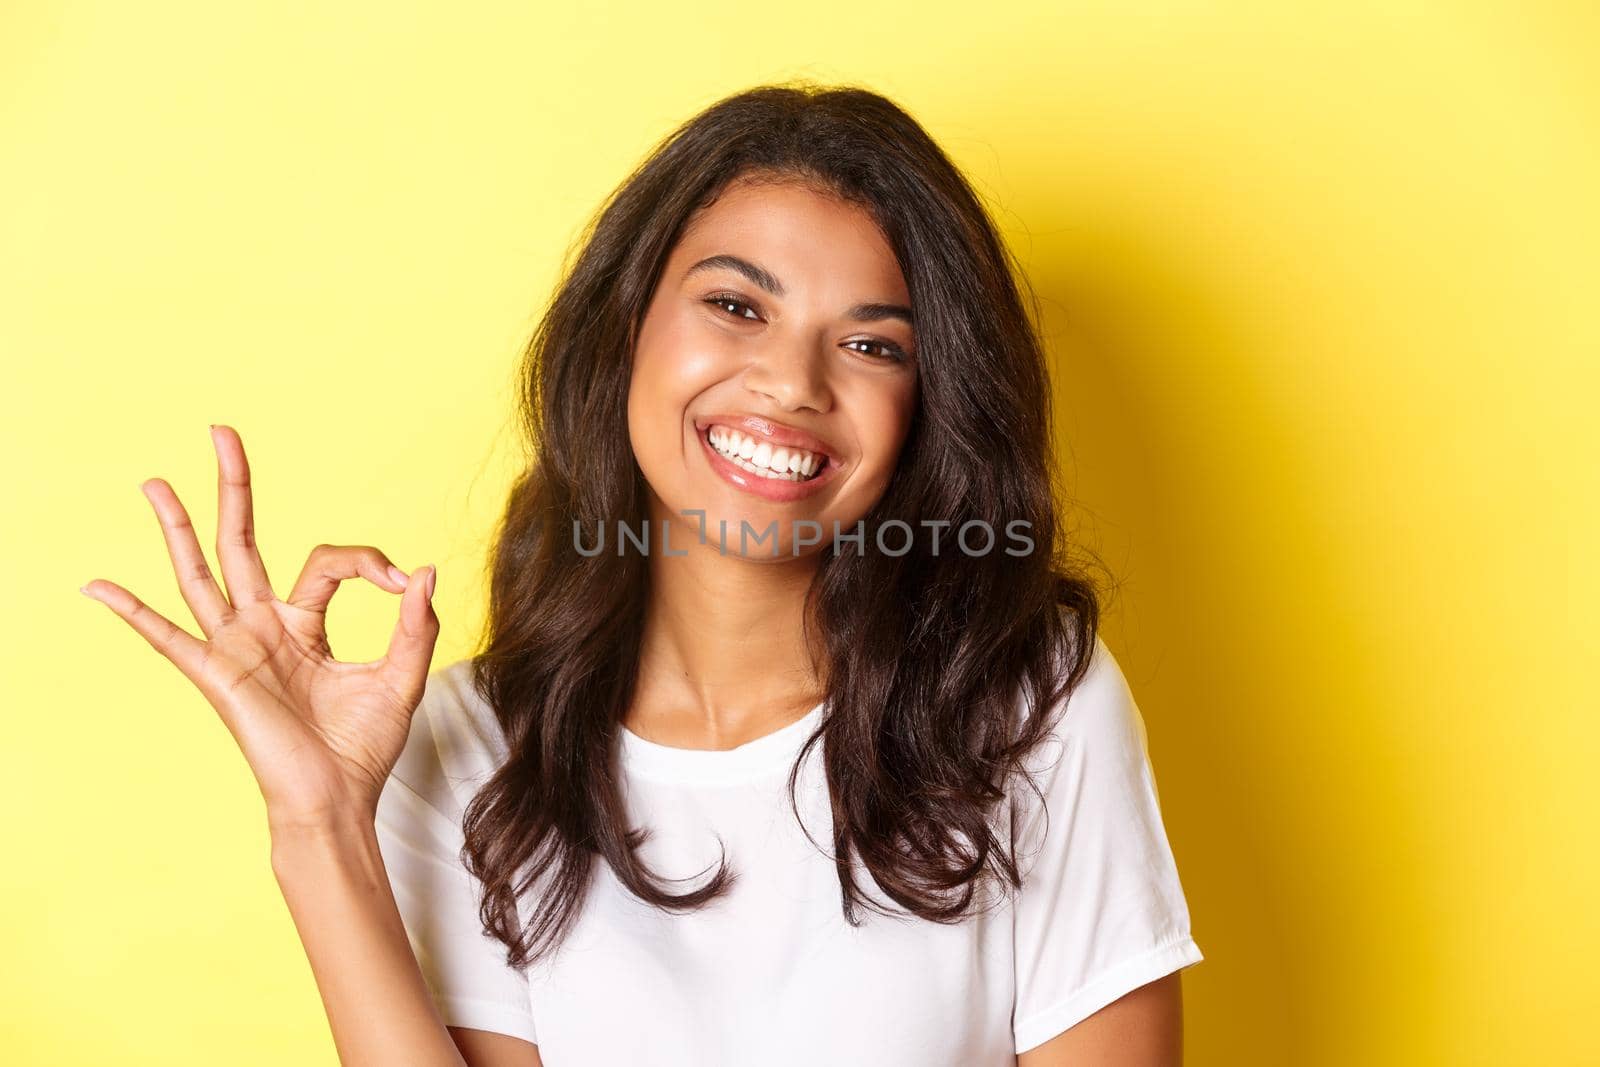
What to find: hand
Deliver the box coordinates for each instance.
[81,424,441,834]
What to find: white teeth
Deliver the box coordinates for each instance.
[705,425,826,481]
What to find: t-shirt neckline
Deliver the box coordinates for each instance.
[618,699,827,783]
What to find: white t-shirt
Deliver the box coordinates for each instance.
[374,634,1203,1064]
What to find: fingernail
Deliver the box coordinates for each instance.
[425,566,437,600]
[387,564,408,586]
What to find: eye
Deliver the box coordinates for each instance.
[703,291,910,364]
[844,338,911,363]
[703,292,762,321]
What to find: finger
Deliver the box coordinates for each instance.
[140,477,232,637]
[379,564,439,700]
[80,578,211,682]
[286,544,409,616]
[210,424,276,608]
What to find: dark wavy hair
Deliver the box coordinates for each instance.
[461,80,1108,969]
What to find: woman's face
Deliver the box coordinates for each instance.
[628,175,919,560]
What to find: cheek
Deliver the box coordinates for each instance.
[631,321,727,437]
[628,313,727,463]
[855,381,918,473]
[635,310,727,385]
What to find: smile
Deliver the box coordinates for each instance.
[706,425,827,482]
[694,418,843,503]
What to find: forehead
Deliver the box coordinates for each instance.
[672,176,909,301]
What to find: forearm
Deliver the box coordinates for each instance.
[271,810,468,1067]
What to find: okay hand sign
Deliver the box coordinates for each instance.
[81,425,440,833]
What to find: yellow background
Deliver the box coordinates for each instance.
[4,3,1596,1063]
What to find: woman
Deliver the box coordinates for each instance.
[82,83,1203,1065]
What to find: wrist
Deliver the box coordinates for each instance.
[268,803,378,864]
[264,782,377,837]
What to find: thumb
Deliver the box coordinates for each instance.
[383,563,439,703]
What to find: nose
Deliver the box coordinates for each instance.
[741,332,832,414]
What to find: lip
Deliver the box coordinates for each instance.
[693,414,843,503]
[692,413,842,466]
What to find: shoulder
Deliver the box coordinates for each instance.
[1008,632,1154,832]
[389,657,512,809]
[1023,631,1148,766]
[1060,635,1148,752]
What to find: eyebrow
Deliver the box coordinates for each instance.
[684,253,915,328]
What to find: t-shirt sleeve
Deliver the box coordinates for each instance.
[1009,635,1204,1053]
[372,660,539,1045]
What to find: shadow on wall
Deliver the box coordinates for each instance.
[1012,175,1432,1062]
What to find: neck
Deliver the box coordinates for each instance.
[625,505,828,750]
